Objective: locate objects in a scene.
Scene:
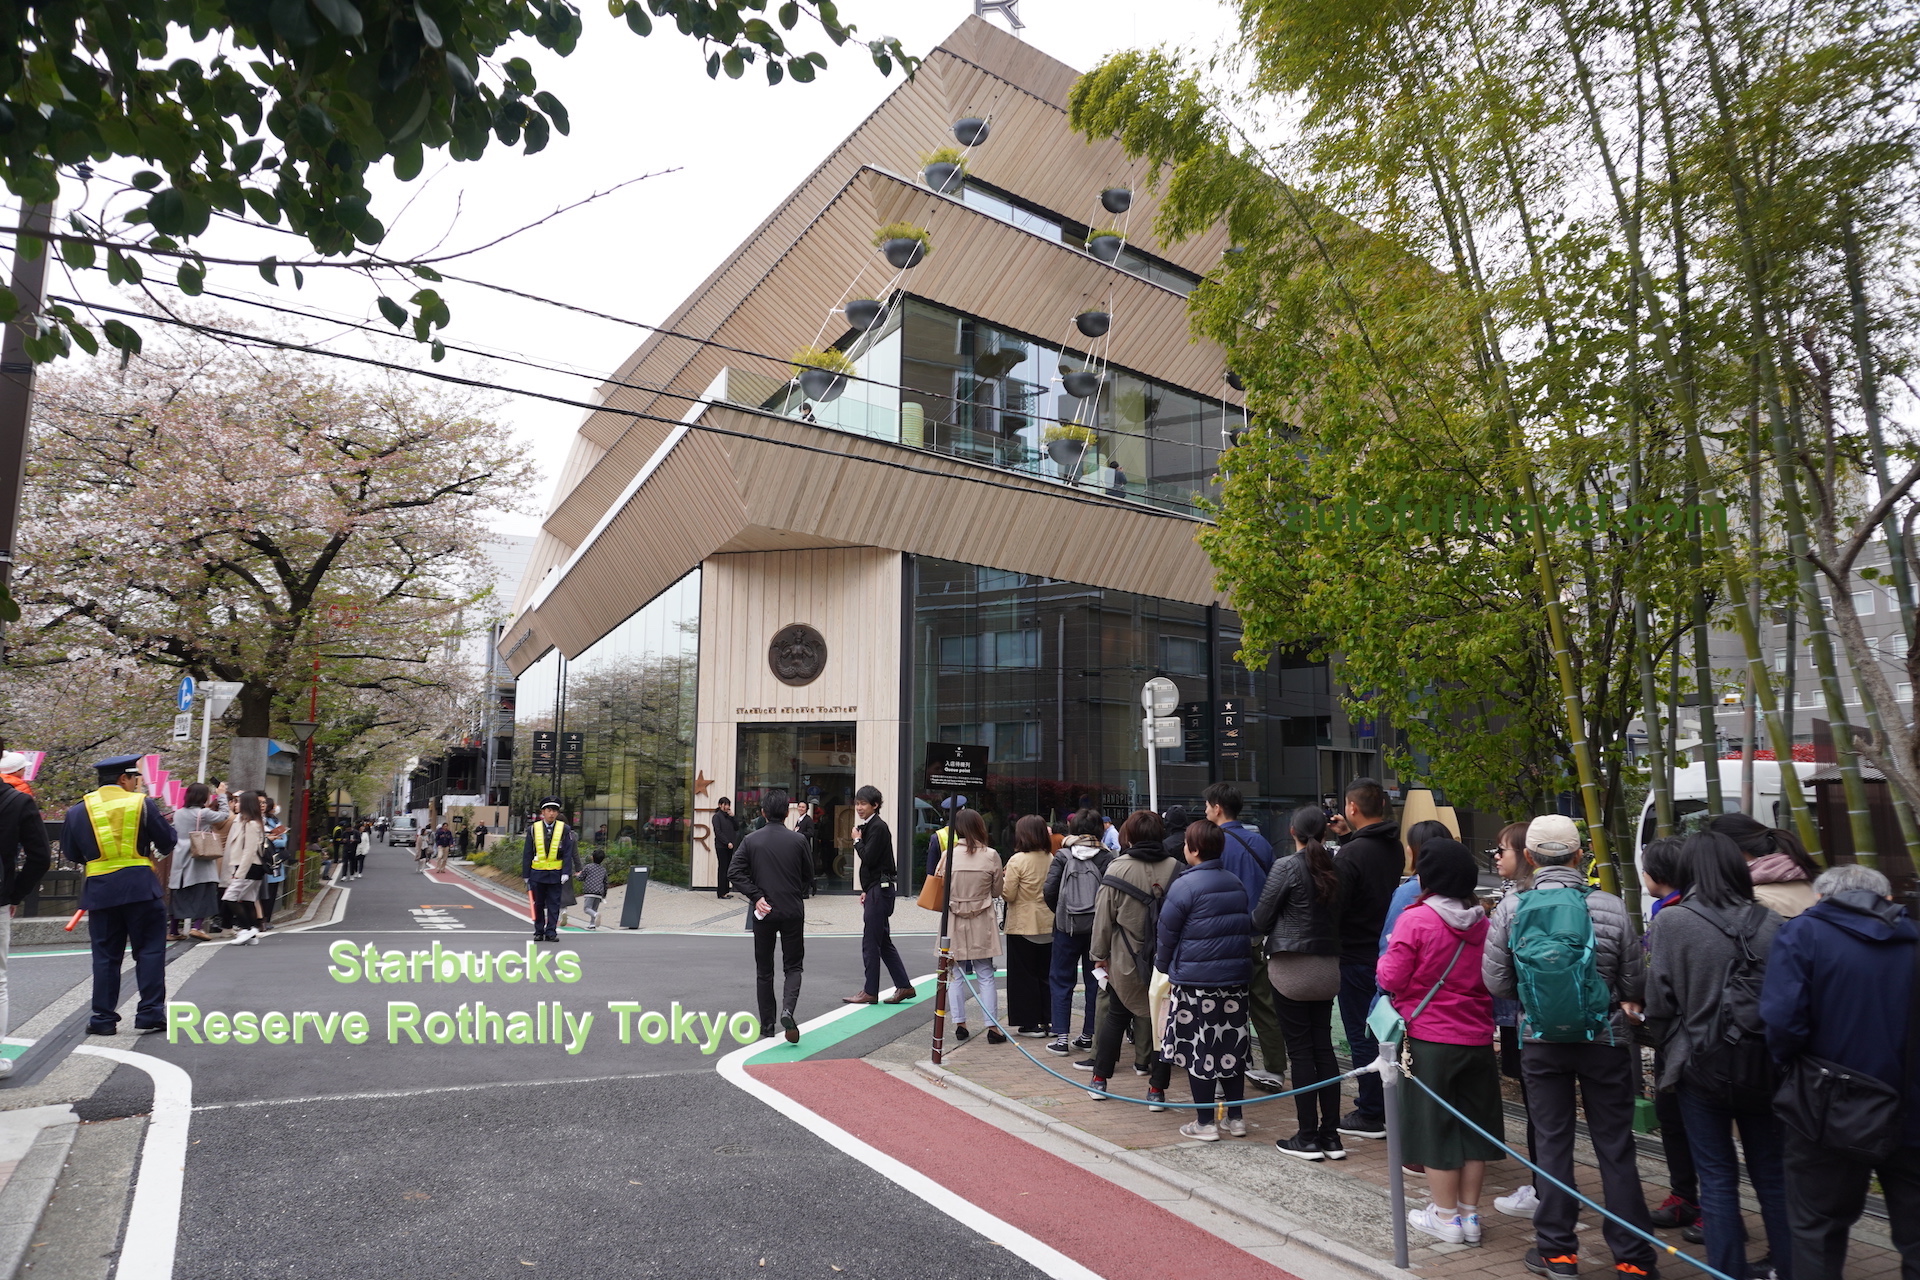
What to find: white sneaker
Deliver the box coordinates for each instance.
[1245,1068,1285,1090]
[1222,1118,1248,1138]
[1178,1121,1220,1142]
[1408,1204,1465,1245]
[230,928,256,945]
[1460,1210,1483,1245]
[1495,1185,1539,1218]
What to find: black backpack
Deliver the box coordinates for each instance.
[1100,873,1164,977]
[1676,902,1778,1110]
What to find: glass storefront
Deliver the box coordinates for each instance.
[510,570,701,885]
[734,723,859,893]
[907,555,1353,880]
[768,297,1243,518]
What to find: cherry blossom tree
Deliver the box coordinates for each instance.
[1,317,535,801]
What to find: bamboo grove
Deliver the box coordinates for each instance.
[1068,0,1920,896]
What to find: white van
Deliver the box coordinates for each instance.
[1635,759,1817,850]
[387,815,419,847]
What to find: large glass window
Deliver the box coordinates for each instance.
[509,570,701,885]
[908,556,1346,879]
[768,297,1243,518]
[957,178,1202,296]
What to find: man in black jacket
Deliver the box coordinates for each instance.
[844,785,914,1006]
[0,769,52,1067]
[728,789,813,1043]
[1331,776,1402,1139]
[712,797,738,899]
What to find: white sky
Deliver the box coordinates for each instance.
[32,2,1242,536]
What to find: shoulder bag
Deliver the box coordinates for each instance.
[1774,925,1920,1163]
[1367,932,1468,1062]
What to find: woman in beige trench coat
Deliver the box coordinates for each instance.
[935,808,1005,1043]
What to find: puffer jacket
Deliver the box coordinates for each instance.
[1252,850,1339,955]
[1483,863,1644,1045]
[1090,846,1180,1016]
[1155,860,1253,989]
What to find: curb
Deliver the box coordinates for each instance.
[0,1116,77,1278]
[912,1059,1414,1280]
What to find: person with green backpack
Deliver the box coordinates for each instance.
[1484,814,1659,1280]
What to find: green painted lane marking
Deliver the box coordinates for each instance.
[0,1044,26,1059]
[741,968,1005,1065]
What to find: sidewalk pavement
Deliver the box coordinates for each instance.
[922,1021,1909,1280]
[456,861,944,937]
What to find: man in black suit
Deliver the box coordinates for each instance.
[728,789,813,1043]
[843,785,914,1006]
[712,796,738,899]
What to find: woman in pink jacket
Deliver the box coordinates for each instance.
[1377,838,1503,1247]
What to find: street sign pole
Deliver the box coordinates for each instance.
[1141,678,1180,814]
[198,697,214,782]
[923,741,987,1067]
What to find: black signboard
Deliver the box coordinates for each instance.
[1178,700,1211,764]
[1216,698,1245,763]
[559,731,585,775]
[530,730,556,769]
[925,741,988,790]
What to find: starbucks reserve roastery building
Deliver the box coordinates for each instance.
[498,18,1378,891]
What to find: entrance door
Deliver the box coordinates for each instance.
[735,722,858,893]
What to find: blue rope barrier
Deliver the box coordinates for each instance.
[948,967,1366,1107]
[1400,1069,1740,1280]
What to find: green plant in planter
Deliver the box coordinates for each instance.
[872,222,933,252]
[1043,422,1098,445]
[922,146,968,170]
[1087,226,1125,242]
[790,345,857,376]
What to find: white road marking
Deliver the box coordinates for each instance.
[76,1046,191,1280]
[714,979,1101,1280]
[192,1069,687,1111]
[408,907,466,931]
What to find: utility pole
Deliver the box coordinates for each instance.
[0,204,52,642]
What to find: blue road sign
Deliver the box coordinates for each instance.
[177,675,196,712]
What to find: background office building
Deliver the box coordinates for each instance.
[501,18,1391,889]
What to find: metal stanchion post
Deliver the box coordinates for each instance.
[1381,1053,1410,1269]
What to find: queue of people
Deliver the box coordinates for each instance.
[901,778,1916,1280]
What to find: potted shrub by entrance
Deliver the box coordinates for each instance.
[1086,227,1125,263]
[954,116,990,146]
[873,222,933,269]
[845,298,887,331]
[1043,423,1097,472]
[1060,368,1102,399]
[1074,310,1110,338]
[922,147,967,194]
[792,346,856,403]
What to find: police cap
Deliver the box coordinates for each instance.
[93,754,145,785]
[538,798,561,812]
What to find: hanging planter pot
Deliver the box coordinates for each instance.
[792,346,855,404]
[924,161,964,193]
[873,221,932,270]
[1061,370,1102,399]
[954,116,990,146]
[1222,244,1248,263]
[1100,187,1132,214]
[922,146,967,194]
[1224,370,1245,391]
[845,298,887,331]
[1074,310,1111,338]
[1086,229,1125,263]
[1044,427,1096,470]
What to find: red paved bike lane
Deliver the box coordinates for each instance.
[748,1057,1305,1280]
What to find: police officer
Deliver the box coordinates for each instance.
[521,799,577,942]
[64,755,175,1035]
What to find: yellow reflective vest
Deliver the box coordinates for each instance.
[531,821,567,871]
[81,786,151,877]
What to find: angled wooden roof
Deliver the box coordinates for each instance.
[503,13,1236,625]
[501,401,1222,672]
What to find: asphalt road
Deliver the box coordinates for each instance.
[137,845,1034,1279]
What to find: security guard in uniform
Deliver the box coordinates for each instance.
[521,799,577,942]
[63,755,176,1035]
